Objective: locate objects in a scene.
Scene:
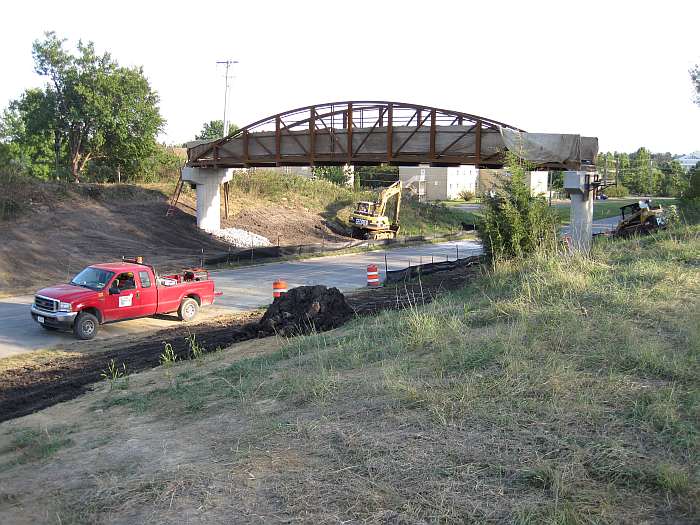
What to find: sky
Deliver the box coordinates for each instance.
[1,0,698,154]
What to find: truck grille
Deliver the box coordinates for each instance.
[34,295,58,312]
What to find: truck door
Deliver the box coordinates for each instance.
[136,270,158,316]
[103,272,142,321]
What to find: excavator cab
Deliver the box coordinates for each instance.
[348,181,402,240]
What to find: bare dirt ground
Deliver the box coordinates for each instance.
[0,184,350,296]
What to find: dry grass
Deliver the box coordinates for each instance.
[0,225,698,524]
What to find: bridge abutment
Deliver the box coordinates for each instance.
[181,167,233,232]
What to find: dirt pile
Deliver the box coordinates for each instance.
[258,285,353,336]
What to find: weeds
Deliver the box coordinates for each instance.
[160,341,178,387]
[185,333,205,363]
[5,427,73,465]
[100,359,128,390]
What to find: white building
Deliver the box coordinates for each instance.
[526,171,549,196]
[399,165,478,201]
[676,151,700,171]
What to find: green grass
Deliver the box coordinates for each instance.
[0,427,74,469]
[95,223,699,522]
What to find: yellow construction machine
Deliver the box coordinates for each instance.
[348,181,402,239]
[615,199,667,237]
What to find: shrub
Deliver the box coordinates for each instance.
[458,189,475,202]
[605,184,629,198]
[477,152,559,259]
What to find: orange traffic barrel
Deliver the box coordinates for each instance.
[367,264,380,287]
[273,279,288,298]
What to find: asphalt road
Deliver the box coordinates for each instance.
[0,239,482,358]
[561,215,621,235]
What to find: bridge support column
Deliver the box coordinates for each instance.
[181,167,233,232]
[564,171,594,252]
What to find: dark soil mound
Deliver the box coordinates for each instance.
[258,285,353,336]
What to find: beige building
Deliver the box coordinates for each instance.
[399,165,478,201]
[478,168,549,197]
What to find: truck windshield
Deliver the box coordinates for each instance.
[70,267,115,291]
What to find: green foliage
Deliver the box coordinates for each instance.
[195,120,239,141]
[549,170,564,189]
[100,359,128,390]
[477,152,559,259]
[1,32,164,182]
[691,64,700,106]
[629,147,655,195]
[312,166,348,186]
[458,189,475,202]
[354,164,398,188]
[605,184,629,198]
[656,159,688,197]
[684,164,700,200]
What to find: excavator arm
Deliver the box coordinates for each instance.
[376,181,402,220]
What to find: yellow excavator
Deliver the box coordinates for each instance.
[348,181,402,239]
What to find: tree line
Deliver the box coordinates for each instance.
[593,148,693,197]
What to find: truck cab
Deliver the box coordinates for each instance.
[31,260,220,340]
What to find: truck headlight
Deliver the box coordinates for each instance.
[58,302,72,312]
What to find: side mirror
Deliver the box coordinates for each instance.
[109,286,120,295]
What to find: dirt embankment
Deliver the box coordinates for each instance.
[0,182,349,296]
[0,260,481,423]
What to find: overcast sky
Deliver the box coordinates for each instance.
[1,0,698,153]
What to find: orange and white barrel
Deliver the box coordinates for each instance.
[273,279,288,299]
[367,264,380,287]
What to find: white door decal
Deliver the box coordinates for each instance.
[119,294,133,307]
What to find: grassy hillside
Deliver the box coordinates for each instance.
[1,225,696,523]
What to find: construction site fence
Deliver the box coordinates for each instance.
[203,232,470,267]
[384,255,483,285]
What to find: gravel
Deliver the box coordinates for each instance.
[208,227,272,248]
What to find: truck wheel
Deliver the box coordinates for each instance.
[178,298,199,322]
[73,312,99,340]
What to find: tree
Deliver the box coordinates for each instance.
[691,64,700,106]
[657,159,688,197]
[685,163,700,200]
[312,166,347,185]
[3,32,164,182]
[478,152,559,259]
[616,152,631,187]
[1,89,55,178]
[195,120,238,141]
[629,147,654,195]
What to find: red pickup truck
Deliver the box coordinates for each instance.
[30,259,221,340]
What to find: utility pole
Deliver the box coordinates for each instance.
[216,59,239,138]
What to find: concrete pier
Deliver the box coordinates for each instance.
[181,167,233,232]
[564,171,594,252]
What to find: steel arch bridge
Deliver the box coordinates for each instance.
[187,101,536,170]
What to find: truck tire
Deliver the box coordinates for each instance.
[73,312,99,340]
[178,297,199,322]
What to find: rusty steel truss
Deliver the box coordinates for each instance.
[187,101,529,169]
